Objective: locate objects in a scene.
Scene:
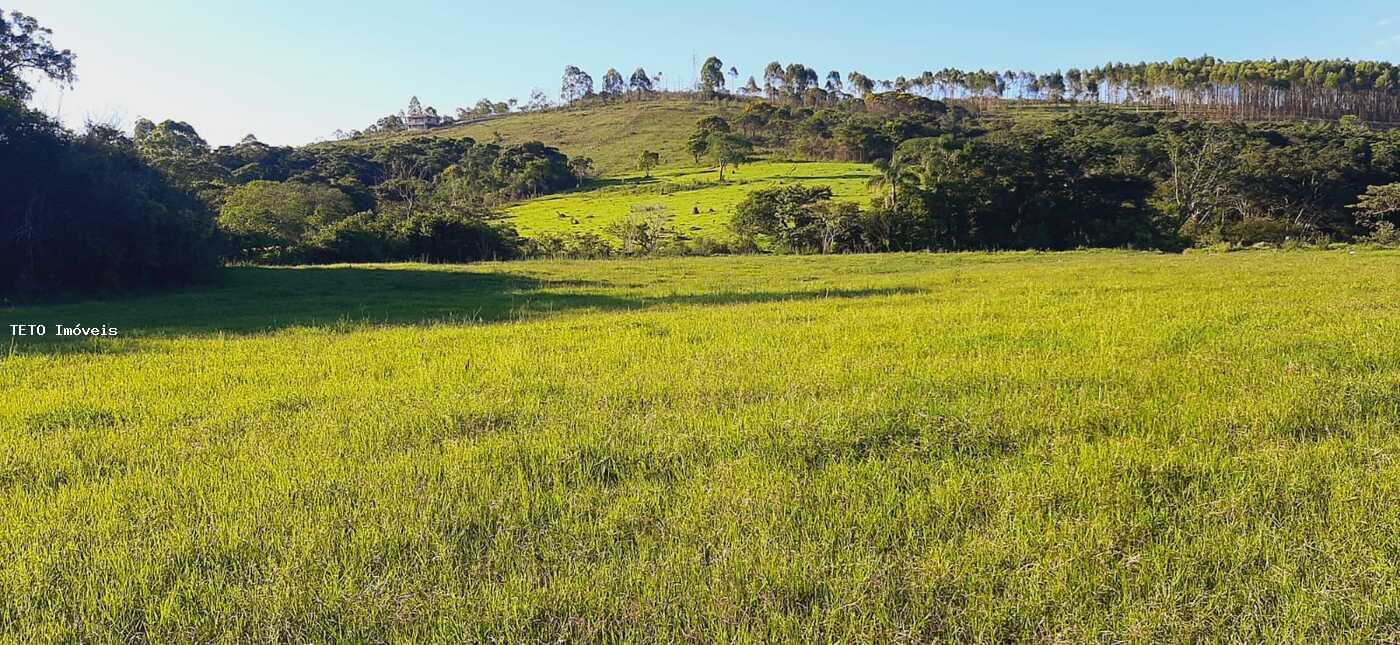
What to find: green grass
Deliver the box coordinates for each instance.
[4,250,1400,640]
[349,99,743,176]
[509,160,878,239]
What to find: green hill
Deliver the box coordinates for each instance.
[387,99,744,176]
[349,98,880,240]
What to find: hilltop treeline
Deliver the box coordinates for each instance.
[368,56,1400,138]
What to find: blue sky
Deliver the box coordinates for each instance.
[14,0,1400,146]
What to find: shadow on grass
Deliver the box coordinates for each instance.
[582,176,664,190]
[1,265,919,355]
[774,173,877,182]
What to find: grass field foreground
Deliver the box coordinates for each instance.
[3,250,1400,640]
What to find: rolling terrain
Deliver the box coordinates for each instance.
[5,250,1400,640]
[345,98,878,240]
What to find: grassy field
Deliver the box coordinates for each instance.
[509,160,878,239]
[351,99,742,176]
[4,250,1400,640]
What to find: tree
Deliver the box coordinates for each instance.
[785,64,818,98]
[742,76,761,96]
[637,150,660,177]
[825,70,844,94]
[687,116,731,163]
[706,132,752,181]
[763,61,785,98]
[560,65,593,104]
[628,67,653,97]
[814,201,862,253]
[731,185,836,252]
[847,71,875,96]
[527,88,550,111]
[568,156,594,184]
[0,11,76,102]
[602,68,625,98]
[868,155,916,209]
[700,56,725,96]
[2,104,217,294]
[1351,183,1400,231]
[1165,127,1241,234]
[133,118,230,198]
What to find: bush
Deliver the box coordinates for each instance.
[393,210,520,262]
[607,205,677,255]
[524,232,616,259]
[1219,218,1304,245]
[1366,221,1400,246]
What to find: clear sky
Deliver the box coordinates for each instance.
[13,0,1400,146]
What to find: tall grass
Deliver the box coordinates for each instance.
[2,250,1400,640]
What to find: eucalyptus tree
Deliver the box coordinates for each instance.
[826,70,844,95]
[763,61,785,99]
[846,71,875,96]
[601,68,625,99]
[560,65,593,104]
[628,67,653,97]
[699,56,726,96]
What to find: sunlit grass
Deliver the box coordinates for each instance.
[508,160,877,239]
[3,249,1400,640]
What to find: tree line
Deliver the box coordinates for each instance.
[716,109,1400,254]
[345,54,1400,141]
[5,10,1400,297]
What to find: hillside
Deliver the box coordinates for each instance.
[510,161,878,239]
[386,99,745,176]
[377,99,881,239]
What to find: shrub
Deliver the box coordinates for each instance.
[607,205,678,255]
[524,232,616,259]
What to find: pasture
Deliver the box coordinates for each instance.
[3,250,1400,640]
[509,160,877,238]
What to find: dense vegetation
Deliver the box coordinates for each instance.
[0,99,219,296]
[6,250,1400,640]
[5,10,1400,297]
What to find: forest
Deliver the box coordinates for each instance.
[4,10,1400,296]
